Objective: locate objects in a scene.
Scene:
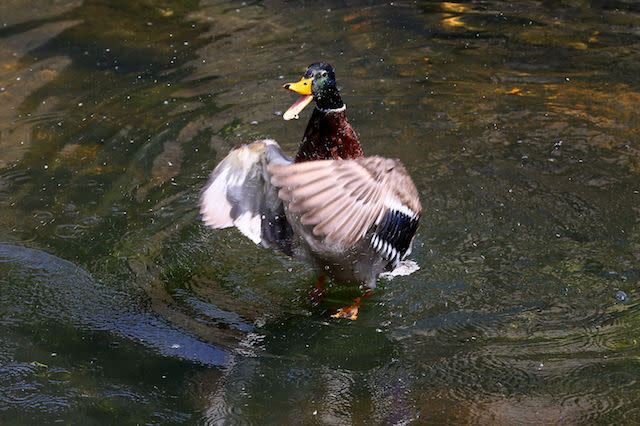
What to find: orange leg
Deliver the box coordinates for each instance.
[309,275,328,305]
[331,289,372,320]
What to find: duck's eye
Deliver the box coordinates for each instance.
[321,71,328,78]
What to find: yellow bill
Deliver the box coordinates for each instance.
[283,77,313,121]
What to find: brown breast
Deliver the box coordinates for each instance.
[294,108,363,163]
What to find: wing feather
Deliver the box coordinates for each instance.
[269,156,421,248]
[271,167,332,189]
[200,139,294,252]
[289,187,338,213]
[301,195,348,227]
[287,177,334,201]
[315,198,360,238]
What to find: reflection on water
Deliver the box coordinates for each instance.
[1,0,639,423]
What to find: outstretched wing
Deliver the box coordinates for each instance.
[269,156,421,263]
[200,139,293,253]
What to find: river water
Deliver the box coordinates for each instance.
[1,0,639,423]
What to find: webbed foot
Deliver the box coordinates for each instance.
[330,290,372,320]
[330,297,362,320]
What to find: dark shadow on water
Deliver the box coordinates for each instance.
[0,243,229,365]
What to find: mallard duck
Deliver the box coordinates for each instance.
[200,63,421,319]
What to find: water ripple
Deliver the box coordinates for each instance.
[0,243,229,366]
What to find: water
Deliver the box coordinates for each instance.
[1,0,639,423]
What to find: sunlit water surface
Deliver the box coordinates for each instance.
[1,0,639,423]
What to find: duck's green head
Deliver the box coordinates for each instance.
[283,62,344,120]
